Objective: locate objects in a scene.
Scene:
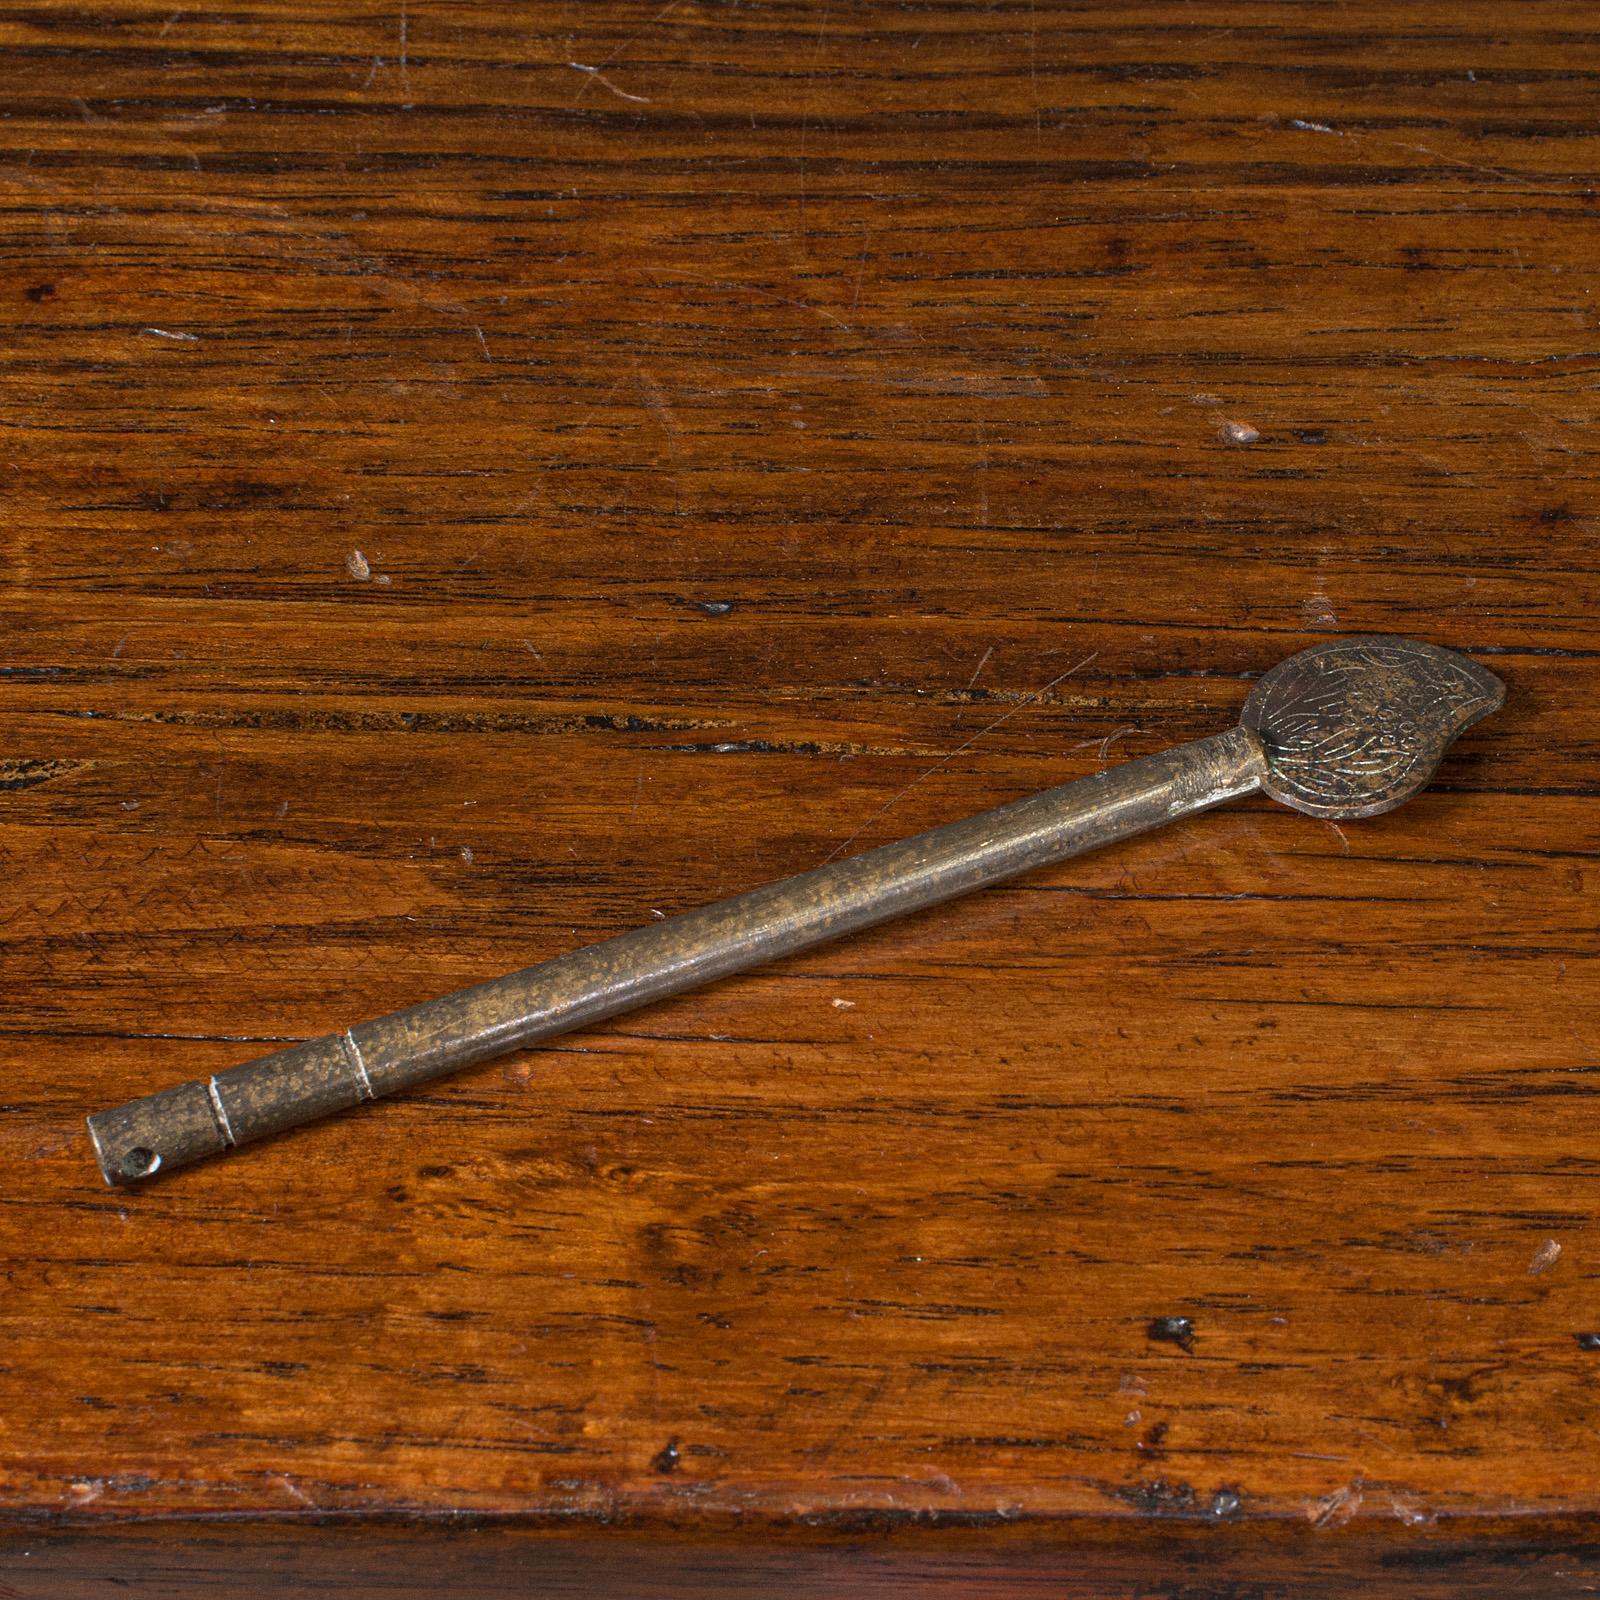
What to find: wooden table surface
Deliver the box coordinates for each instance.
[3,2,1597,1593]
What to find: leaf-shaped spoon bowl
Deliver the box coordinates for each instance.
[1242,635,1506,819]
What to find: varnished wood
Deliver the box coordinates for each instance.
[1,1,1595,1592]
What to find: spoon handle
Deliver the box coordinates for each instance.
[87,726,1265,1186]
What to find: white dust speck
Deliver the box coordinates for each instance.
[347,549,371,580]
[1390,1497,1433,1526]
[1529,1238,1562,1276]
[1309,1482,1363,1529]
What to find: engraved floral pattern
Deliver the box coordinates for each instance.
[1242,636,1505,818]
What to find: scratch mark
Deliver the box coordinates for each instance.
[648,267,847,330]
[143,327,199,341]
[635,366,679,441]
[805,1370,888,1465]
[473,324,490,358]
[451,534,503,576]
[951,644,994,731]
[1309,1481,1364,1529]
[974,417,990,522]
[635,365,684,512]
[1287,114,1519,183]
[850,222,870,322]
[818,651,1100,865]
[1069,723,1136,765]
[1388,136,1520,182]
[573,0,683,102]
[567,62,652,102]
[1027,0,1040,145]
[507,373,629,526]
[796,0,832,242]
[274,1475,316,1508]
[397,0,412,102]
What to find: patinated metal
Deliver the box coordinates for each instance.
[86,635,1504,1186]
[1242,635,1504,819]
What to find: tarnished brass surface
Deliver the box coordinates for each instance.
[86,636,1503,1187]
[1243,636,1506,819]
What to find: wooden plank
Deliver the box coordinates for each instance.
[1,1,1596,1590]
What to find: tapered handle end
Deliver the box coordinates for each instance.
[87,1034,370,1186]
[87,1079,229,1186]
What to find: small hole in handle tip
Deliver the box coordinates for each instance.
[119,1146,161,1180]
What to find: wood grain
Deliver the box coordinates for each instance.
[1,1,1596,1592]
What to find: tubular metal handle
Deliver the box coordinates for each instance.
[87,728,1265,1185]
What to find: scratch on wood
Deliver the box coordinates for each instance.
[818,651,1099,866]
[567,62,652,103]
[397,0,412,102]
[572,0,683,103]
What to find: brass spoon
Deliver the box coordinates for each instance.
[88,635,1504,1186]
